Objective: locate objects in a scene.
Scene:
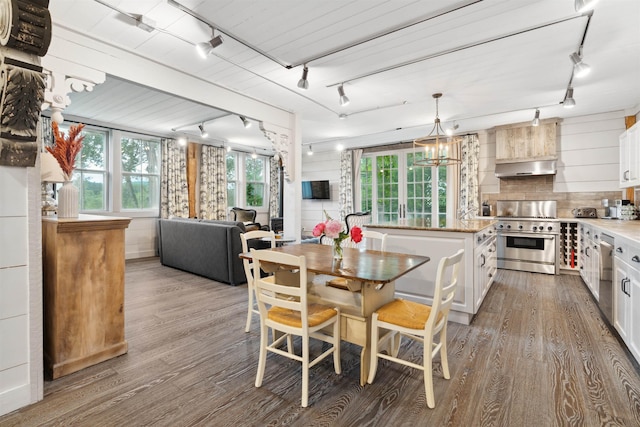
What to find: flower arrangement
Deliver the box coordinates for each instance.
[46,122,85,181]
[312,211,363,259]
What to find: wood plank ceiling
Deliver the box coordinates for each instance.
[49,0,640,152]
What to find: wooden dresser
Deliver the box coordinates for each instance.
[42,214,131,379]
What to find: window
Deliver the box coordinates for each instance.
[62,125,108,211]
[120,137,161,210]
[360,148,448,225]
[226,151,268,209]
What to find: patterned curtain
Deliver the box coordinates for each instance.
[41,116,52,149]
[351,149,363,212]
[338,150,353,222]
[199,145,227,220]
[457,134,480,219]
[160,138,189,219]
[268,155,280,219]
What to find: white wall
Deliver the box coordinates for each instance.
[125,217,158,259]
[301,150,342,235]
[0,165,43,416]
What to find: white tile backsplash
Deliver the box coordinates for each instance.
[0,266,28,319]
[0,217,28,269]
[0,167,27,217]
[0,314,28,370]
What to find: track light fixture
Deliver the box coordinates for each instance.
[239,116,252,128]
[569,51,590,78]
[251,149,257,159]
[574,0,598,13]
[297,65,309,90]
[196,28,223,59]
[198,123,208,137]
[445,123,459,136]
[338,84,350,106]
[307,145,313,156]
[563,87,576,108]
[532,109,540,126]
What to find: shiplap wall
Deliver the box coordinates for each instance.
[303,111,631,231]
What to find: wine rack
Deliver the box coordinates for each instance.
[560,222,579,271]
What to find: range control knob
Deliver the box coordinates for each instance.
[533,226,538,231]
[518,225,523,230]
[548,226,553,231]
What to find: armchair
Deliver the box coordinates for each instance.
[230,207,269,231]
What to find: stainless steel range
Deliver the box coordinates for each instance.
[496,200,559,275]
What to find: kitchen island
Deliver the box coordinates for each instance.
[367,218,497,324]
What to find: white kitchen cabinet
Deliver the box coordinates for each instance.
[619,122,640,188]
[474,228,497,312]
[579,223,599,299]
[613,236,640,363]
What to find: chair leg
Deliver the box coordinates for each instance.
[255,322,268,388]
[440,325,450,380]
[301,335,310,407]
[367,314,380,384]
[424,336,435,409]
[333,318,341,374]
[245,286,254,333]
[391,331,401,357]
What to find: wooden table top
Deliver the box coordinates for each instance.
[243,243,430,284]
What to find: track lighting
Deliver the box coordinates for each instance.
[251,149,257,159]
[307,145,313,156]
[569,52,590,78]
[226,145,231,152]
[532,109,540,126]
[297,65,309,90]
[445,123,459,136]
[198,123,208,137]
[563,87,576,108]
[196,28,223,59]
[240,116,252,128]
[338,114,348,120]
[574,0,598,13]
[338,84,350,106]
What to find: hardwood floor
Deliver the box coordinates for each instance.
[2,258,640,426]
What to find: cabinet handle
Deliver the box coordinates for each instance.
[617,247,624,253]
[632,255,640,263]
[624,170,630,181]
[480,254,486,267]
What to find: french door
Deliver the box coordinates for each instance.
[360,148,448,226]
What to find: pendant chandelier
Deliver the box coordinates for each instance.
[413,93,461,167]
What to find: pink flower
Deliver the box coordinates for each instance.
[323,219,343,239]
[312,222,326,237]
[350,226,363,243]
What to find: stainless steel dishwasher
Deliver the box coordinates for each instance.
[599,233,615,324]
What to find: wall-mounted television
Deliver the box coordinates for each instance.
[302,180,331,200]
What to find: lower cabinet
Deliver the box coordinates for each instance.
[474,231,496,312]
[613,237,640,363]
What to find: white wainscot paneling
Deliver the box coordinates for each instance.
[0,266,28,319]
[0,167,27,218]
[0,217,28,269]
[0,364,30,415]
[0,314,28,370]
[125,217,159,259]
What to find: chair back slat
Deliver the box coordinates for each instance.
[426,249,464,332]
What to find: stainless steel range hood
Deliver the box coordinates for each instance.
[494,160,557,178]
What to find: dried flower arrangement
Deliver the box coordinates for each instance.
[45,122,85,181]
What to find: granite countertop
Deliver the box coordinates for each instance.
[366,218,496,233]
[569,218,640,244]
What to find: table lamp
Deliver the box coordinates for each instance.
[41,151,66,216]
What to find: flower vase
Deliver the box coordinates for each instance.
[57,180,79,218]
[332,240,343,260]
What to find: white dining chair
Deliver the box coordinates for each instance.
[360,230,387,252]
[367,249,464,408]
[240,230,275,332]
[251,248,341,408]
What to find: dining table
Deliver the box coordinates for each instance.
[241,243,430,386]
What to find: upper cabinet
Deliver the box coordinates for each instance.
[620,122,640,188]
[494,119,558,163]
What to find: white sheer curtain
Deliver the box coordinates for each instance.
[199,145,227,220]
[457,134,480,219]
[160,138,189,219]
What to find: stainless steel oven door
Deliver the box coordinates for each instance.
[497,232,558,274]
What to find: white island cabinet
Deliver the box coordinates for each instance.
[366,219,497,325]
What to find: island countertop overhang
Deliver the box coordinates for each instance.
[365,218,497,233]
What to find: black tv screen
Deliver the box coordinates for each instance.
[302,180,330,200]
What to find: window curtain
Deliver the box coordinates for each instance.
[351,149,363,213]
[160,138,189,219]
[199,145,227,220]
[338,150,354,222]
[457,134,480,219]
[268,156,280,219]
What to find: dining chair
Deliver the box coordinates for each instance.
[250,248,341,408]
[360,230,387,252]
[345,211,372,233]
[367,248,464,408]
[240,230,276,332]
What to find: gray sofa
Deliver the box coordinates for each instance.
[158,218,267,286]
